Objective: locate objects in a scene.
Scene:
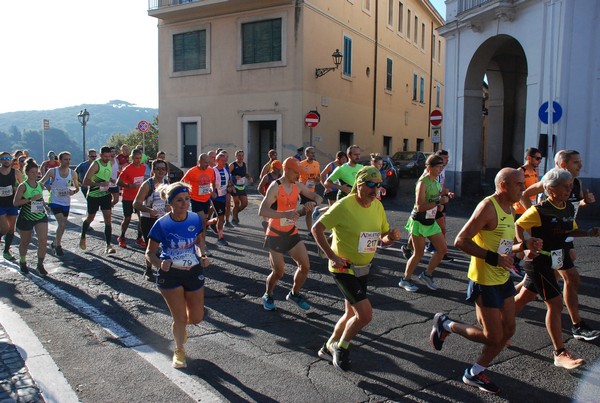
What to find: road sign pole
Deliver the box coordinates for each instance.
[309,127,313,146]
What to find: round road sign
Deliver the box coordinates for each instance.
[305,111,320,128]
[430,109,443,127]
[137,120,150,133]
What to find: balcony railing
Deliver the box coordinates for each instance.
[458,0,494,14]
[148,0,200,11]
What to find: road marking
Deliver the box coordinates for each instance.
[4,269,222,402]
[0,301,79,403]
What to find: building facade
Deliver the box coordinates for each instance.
[439,0,600,215]
[148,0,445,175]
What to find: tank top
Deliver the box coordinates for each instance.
[49,167,73,206]
[140,177,168,218]
[513,166,539,214]
[568,178,583,218]
[19,181,46,221]
[231,162,247,190]
[266,180,299,237]
[410,176,441,226]
[467,196,514,285]
[213,166,230,201]
[0,168,17,207]
[87,160,112,198]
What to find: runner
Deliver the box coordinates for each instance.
[40,151,59,176]
[116,144,130,174]
[319,151,347,206]
[257,160,282,231]
[324,145,363,201]
[313,166,400,372]
[117,149,147,248]
[0,151,23,261]
[75,149,97,198]
[39,151,79,257]
[399,154,452,292]
[369,153,387,200]
[258,157,322,311]
[13,159,49,276]
[433,168,541,394]
[299,146,321,237]
[134,159,169,281]
[211,152,233,246]
[145,182,210,369]
[259,149,278,179]
[514,168,596,368]
[230,150,253,224]
[80,146,116,254]
[108,147,120,207]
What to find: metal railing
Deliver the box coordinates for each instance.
[148,0,200,11]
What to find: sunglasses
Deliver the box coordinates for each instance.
[363,181,383,189]
[89,155,97,158]
[533,156,542,161]
[154,167,167,171]
[0,157,11,161]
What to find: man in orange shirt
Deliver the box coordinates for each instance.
[299,146,321,237]
[514,147,543,217]
[182,153,216,255]
[117,149,147,248]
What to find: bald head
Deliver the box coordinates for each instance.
[495,168,520,192]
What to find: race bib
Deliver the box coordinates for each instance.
[171,250,199,269]
[30,200,44,213]
[199,184,211,195]
[306,180,315,189]
[551,249,563,270]
[217,186,227,197]
[153,200,166,214]
[133,176,144,186]
[55,188,69,197]
[358,231,379,253]
[280,210,296,226]
[236,177,246,186]
[497,238,513,255]
[425,206,437,219]
[0,185,13,197]
[99,184,109,191]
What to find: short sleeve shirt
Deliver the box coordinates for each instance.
[182,166,216,202]
[119,163,147,201]
[148,212,203,268]
[299,160,321,192]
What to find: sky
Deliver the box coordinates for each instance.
[0,0,446,114]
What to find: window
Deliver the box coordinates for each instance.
[421,23,425,49]
[420,76,425,103]
[403,138,409,151]
[398,2,404,33]
[407,10,411,39]
[432,34,436,59]
[414,15,418,44]
[388,0,394,26]
[173,30,207,72]
[416,138,424,151]
[242,18,282,65]
[386,58,393,90]
[363,0,371,12]
[436,85,441,107]
[383,136,392,155]
[412,73,417,101]
[438,39,442,62]
[343,35,352,76]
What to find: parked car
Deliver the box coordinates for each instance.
[358,156,399,198]
[391,151,431,178]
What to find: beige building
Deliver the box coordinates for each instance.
[149,0,445,174]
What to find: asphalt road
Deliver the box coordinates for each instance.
[1,178,599,402]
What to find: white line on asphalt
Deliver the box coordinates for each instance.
[0,301,79,403]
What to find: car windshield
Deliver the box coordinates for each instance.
[392,152,415,161]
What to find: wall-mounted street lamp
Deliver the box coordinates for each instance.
[77,109,90,161]
[315,49,343,78]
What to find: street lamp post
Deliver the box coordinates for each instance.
[77,109,90,161]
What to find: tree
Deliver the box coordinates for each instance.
[106,115,159,158]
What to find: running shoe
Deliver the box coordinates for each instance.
[332,344,351,372]
[36,264,48,277]
[232,217,240,224]
[225,221,234,228]
[311,206,321,223]
[172,348,187,369]
[317,342,333,362]
[19,261,29,275]
[135,237,147,248]
[262,293,276,311]
[572,321,600,341]
[418,272,439,290]
[286,291,311,310]
[3,251,16,261]
[217,238,229,247]
[553,350,585,369]
[118,236,127,248]
[399,276,418,292]
[106,246,116,255]
[400,245,413,259]
[143,268,156,282]
[424,243,436,254]
[430,312,450,351]
[462,368,500,394]
[54,245,65,257]
[79,237,87,251]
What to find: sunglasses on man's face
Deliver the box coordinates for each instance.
[0,157,11,161]
[363,181,383,189]
[533,156,542,161]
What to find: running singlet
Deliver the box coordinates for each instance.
[19,181,46,221]
[513,166,538,215]
[569,178,583,218]
[49,167,73,206]
[148,212,203,269]
[231,162,247,190]
[87,160,112,198]
[266,180,299,237]
[182,166,215,203]
[467,196,515,285]
[212,166,230,202]
[299,160,321,192]
[410,176,441,226]
[140,178,168,218]
[0,168,17,207]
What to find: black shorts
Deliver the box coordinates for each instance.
[324,190,338,201]
[233,188,247,197]
[87,194,112,214]
[16,215,48,231]
[140,216,158,242]
[332,272,369,305]
[156,264,205,292]
[466,279,516,308]
[122,200,137,217]
[212,200,226,216]
[191,199,211,215]
[264,233,301,254]
[300,194,317,205]
[523,260,563,300]
[109,186,119,194]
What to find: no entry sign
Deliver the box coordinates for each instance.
[430,109,443,127]
[305,111,320,128]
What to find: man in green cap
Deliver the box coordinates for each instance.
[312,166,400,372]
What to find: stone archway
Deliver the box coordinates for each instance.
[461,35,528,194]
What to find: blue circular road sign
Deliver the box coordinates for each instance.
[538,101,563,124]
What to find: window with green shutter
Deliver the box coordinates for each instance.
[242,18,282,65]
[173,30,206,72]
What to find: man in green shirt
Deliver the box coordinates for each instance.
[324,145,364,200]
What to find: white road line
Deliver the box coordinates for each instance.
[0,301,79,403]
[17,272,222,402]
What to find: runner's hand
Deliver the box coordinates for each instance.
[160,260,172,272]
[498,253,514,270]
[329,256,347,269]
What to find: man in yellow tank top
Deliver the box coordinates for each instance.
[429,168,542,394]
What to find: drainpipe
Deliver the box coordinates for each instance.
[372,0,378,133]
[428,21,435,151]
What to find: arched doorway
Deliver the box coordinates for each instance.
[462,35,528,194]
